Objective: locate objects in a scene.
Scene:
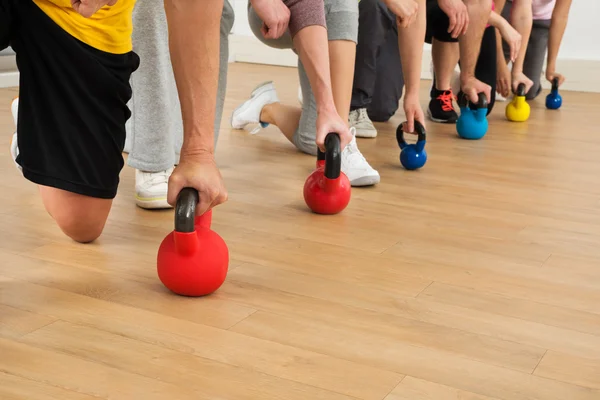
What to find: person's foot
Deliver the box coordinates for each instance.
[11,96,18,127]
[427,88,458,123]
[135,167,174,209]
[9,97,21,172]
[231,81,279,134]
[342,128,380,186]
[348,108,377,138]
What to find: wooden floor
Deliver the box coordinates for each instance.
[1,62,600,399]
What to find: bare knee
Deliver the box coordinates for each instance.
[39,186,112,243]
[55,214,107,243]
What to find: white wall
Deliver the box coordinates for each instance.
[559,0,600,61]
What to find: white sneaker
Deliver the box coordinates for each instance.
[298,85,303,105]
[135,167,174,209]
[231,81,279,134]
[349,108,377,138]
[11,97,18,127]
[9,98,21,172]
[342,128,380,186]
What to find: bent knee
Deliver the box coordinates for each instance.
[39,186,112,243]
[55,215,106,243]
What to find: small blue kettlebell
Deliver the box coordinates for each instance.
[546,77,562,110]
[396,120,427,170]
[457,92,488,140]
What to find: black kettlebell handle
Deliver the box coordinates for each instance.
[175,187,199,233]
[316,133,341,180]
[552,77,559,91]
[396,120,426,147]
[458,92,488,109]
[515,83,526,97]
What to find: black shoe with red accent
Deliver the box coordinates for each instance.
[427,88,458,123]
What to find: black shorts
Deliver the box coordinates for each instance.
[425,0,457,44]
[1,0,139,199]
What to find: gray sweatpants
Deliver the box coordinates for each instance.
[248,0,358,156]
[501,1,550,100]
[125,0,235,172]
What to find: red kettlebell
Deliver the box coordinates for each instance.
[303,132,351,214]
[157,188,229,296]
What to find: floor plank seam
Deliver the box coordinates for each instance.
[0,368,106,399]
[225,308,258,330]
[380,375,406,400]
[531,349,549,375]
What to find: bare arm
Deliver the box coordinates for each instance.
[164,0,222,154]
[509,0,533,91]
[164,0,228,212]
[546,0,572,85]
[397,0,426,132]
[458,0,493,102]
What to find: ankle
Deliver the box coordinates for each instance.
[260,104,273,124]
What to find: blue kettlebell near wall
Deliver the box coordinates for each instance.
[396,120,427,170]
[546,77,562,110]
[457,92,489,140]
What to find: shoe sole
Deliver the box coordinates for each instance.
[350,174,380,187]
[354,129,377,138]
[427,108,457,124]
[135,195,173,210]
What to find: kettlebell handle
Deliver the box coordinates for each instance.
[175,187,199,233]
[551,77,559,92]
[396,120,426,147]
[457,92,488,109]
[515,83,526,97]
[316,133,341,180]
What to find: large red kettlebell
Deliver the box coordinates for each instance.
[303,133,351,214]
[157,188,229,296]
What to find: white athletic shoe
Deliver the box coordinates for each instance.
[135,167,174,209]
[348,108,377,138]
[342,128,380,186]
[9,98,21,172]
[231,81,279,134]
[11,96,18,127]
[298,85,303,105]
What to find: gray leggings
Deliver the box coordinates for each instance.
[125,0,235,172]
[248,0,358,156]
[501,1,550,100]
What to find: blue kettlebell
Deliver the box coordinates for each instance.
[396,120,427,170]
[456,92,488,140]
[546,77,562,110]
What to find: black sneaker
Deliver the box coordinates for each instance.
[428,88,458,123]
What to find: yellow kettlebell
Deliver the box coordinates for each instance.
[506,83,530,122]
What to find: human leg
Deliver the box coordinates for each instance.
[473,26,497,113]
[349,0,397,135]
[425,0,460,123]
[522,19,550,100]
[365,27,404,123]
[10,0,139,243]
[127,0,234,209]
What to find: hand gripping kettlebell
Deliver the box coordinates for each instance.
[396,120,427,170]
[546,77,562,110]
[303,133,351,215]
[157,188,229,296]
[506,83,531,122]
[456,92,489,140]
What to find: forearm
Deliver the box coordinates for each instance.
[547,0,572,71]
[397,0,426,98]
[509,0,532,73]
[293,26,337,113]
[495,26,506,65]
[164,0,223,154]
[459,0,493,81]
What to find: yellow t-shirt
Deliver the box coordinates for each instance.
[33,0,136,54]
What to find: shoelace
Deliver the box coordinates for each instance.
[437,90,455,112]
[142,168,172,186]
